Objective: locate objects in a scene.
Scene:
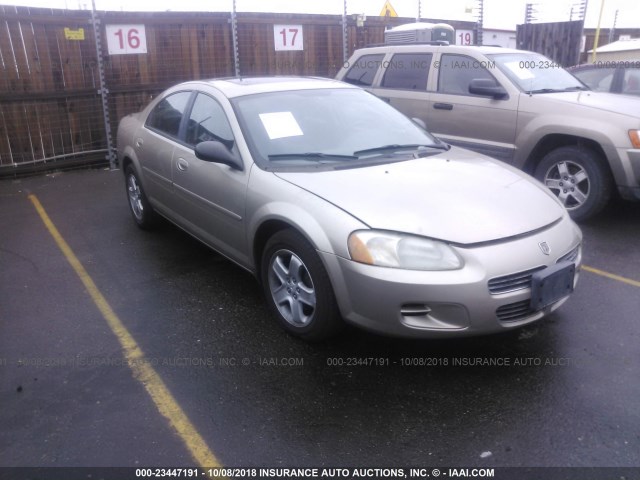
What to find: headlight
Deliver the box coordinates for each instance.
[348,230,463,271]
[629,130,640,149]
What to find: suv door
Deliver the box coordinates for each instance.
[426,53,518,162]
[370,52,433,122]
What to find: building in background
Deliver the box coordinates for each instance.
[587,37,640,62]
[483,28,516,48]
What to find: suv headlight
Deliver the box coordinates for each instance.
[348,230,463,271]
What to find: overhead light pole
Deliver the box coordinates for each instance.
[591,0,606,63]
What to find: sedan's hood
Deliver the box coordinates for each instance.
[275,149,563,245]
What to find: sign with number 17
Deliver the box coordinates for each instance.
[273,25,304,51]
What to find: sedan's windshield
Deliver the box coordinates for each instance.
[489,53,587,93]
[231,88,441,168]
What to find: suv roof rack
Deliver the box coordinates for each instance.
[365,40,451,48]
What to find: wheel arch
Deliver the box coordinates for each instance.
[523,134,609,175]
[252,219,295,283]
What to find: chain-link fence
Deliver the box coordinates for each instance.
[0,2,477,177]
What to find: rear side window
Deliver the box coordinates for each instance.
[343,54,385,86]
[622,69,640,96]
[146,91,192,138]
[382,53,432,90]
[438,54,497,96]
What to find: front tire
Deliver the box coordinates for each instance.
[125,164,158,229]
[261,229,343,341]
[534,146,612,222]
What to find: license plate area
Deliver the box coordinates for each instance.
[530,262,575,311]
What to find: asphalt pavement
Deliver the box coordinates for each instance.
[1,168,639,475]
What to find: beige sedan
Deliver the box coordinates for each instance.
[117,77,582,341]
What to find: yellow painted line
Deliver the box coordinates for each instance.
[29,194,221,468]
[583,265,640,288]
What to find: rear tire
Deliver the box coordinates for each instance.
[261,229,343,341]
[125,164,158,229]
[534,146,612,222]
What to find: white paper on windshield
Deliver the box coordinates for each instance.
[259,112,304,140]
[504,61,535,80]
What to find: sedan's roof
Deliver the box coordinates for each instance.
[178,76,355,98]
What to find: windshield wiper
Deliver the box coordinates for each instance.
[526,86,587,94]
[354,143,449,156]
[268,152,357,161]
[526,88,563,94]
[563,86,590,91]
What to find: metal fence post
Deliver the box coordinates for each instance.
[231,0,240,76]
[90,0,116,170]
[342,0,348,65]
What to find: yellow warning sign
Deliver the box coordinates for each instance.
[379,0,398,17]
[64,28,85,41]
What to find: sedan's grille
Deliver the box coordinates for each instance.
[557,245,580,264]
[496,300,535,322]
[488,266,545,294]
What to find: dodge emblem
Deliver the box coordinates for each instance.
[539,241,551,255]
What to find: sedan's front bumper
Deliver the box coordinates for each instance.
[321,218,582,338]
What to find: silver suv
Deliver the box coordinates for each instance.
[337,45,640,221]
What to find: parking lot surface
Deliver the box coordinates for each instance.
[1,169,639,472]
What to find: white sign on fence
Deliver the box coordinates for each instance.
[273,25,304,51]
[456,29,474,45]
[106,25,147,55]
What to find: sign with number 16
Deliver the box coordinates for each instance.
[106,25,147,55]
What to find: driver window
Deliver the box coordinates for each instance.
[438,54,498,96]
[186,94,234,148]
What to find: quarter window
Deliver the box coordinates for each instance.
[343,54,385,86]
[382,53,432,90]
[145,91,192,138]
[438,54,498,96]
[185,94,234,147]
[622,69,640,96]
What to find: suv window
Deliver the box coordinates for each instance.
[574,67,615,92]
[146,91,192,138]
[185,93,234,147]
[622,69,640,96]
[438,54,497,96]
[343,54,385,86]
[382,53,432,90]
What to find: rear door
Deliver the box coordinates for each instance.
[137,90,193,210]
[370,52,433,124]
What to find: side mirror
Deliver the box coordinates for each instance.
[468,79,508,99]
[194,141,243,170]
[411,117,427,130]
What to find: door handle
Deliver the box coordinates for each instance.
[176,158,189,171]
[433,103,453,110]
[135,138,143,147]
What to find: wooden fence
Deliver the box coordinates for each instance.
[516,20,584,67]
[0,6,475,176]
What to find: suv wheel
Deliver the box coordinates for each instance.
[534,146,612,222]
[261,229,343,341]
[125,164,158,229]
